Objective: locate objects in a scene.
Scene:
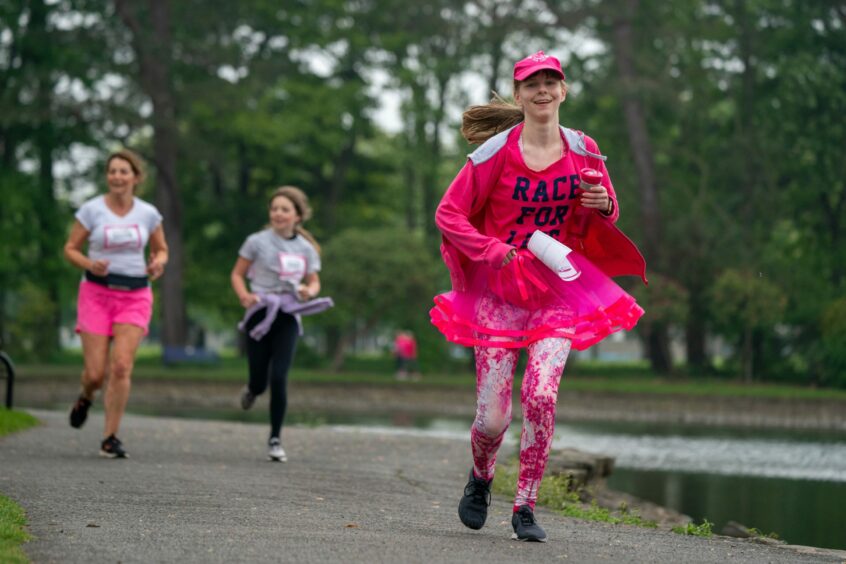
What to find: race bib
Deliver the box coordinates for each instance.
[103,225,142,250]
[278,253,307,284]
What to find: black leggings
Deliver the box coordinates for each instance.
[245,309,299,439]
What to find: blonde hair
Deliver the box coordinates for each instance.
[106,149,147,193]
[269,186,321,254]
[461,74,569,145]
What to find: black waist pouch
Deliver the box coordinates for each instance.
[85,271,149,290]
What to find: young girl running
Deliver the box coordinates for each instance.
[231,186,332,461]
[431,51,647,542]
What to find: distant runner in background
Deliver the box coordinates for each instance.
[394,330,421,381]
[231,186,333,462]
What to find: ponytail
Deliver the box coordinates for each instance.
[295,225,321,255]
[460,92,524,145]
[461,76,568,144]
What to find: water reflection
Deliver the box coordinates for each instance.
[608,469,846,551]
[552,422,846,482]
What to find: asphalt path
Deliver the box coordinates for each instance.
[2,410,844,563]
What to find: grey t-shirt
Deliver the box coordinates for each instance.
[75,195,163,277]
[238,229,321,294]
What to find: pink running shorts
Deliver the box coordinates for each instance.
[75,280,153,336]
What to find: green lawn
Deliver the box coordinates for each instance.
[0,409,39,564]
[17,354,846,402]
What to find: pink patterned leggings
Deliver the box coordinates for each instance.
[471,292,572,510]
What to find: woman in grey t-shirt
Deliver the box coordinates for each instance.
[64,148,168,459]
[230,186,327,462]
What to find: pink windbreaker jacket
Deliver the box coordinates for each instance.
[435,124,647,293]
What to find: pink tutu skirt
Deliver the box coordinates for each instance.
[430,249,643,350]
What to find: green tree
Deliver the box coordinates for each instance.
[0,0,106,355]
[319,227,442,370]
[711,269,786,383]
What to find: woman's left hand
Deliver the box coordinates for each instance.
[580,184,611,212]
[147,258,165,280]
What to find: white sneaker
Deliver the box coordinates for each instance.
[268,438,287,462]
[527,231,581,281]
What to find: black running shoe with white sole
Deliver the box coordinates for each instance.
[69,396,92,429]
[511,505,547,542]
[458,470,492,530]
[100,435,129,459]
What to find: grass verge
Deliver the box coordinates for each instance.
[672,520,714,537]
[0,496,30,564]
[493,459,722,539]
[492,461,658,529]
[17,360,846,402]
[0,410,39,436]
[0,408,39,564]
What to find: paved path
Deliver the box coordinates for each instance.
[2,410,844,564]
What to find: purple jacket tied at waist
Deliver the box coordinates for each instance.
[238,292,334,340]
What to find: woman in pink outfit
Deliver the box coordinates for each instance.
[431,51,647,542]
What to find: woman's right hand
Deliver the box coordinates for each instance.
[239,293,259,308]
[501,248,518,267]
[89,259,110,276]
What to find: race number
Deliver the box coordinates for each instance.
[103,225,142,250]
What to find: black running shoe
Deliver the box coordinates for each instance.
[99,435,129,459]
[511,505,547,542]
[69,396,92,429]
[458,470,492,530]
[240,386,256,410]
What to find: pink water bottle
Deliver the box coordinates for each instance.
[568,167,603,237]
[580,167,603,186]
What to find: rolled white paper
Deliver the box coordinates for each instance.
[527,231,581,281]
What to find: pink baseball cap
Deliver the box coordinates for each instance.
[513,51,566,81]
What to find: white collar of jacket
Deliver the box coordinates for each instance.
[468,124,606,166]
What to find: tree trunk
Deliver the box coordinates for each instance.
[331,331,354,372]
[819,191,845,289]
[0,288,5,346]
[646,322,673,375]
[742,326,753,383]
[37,135,61,354]
[685,318,707,371]
[487,44,502,97]
[609,0,671,374]
[403,158,417,230]
[237,141,250,196]
[420,74,449,247]
[410,82,435,242]
[31,0,61,354]
[325,122,357,232]
[685,284,708,371]
[115,0,188,347]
